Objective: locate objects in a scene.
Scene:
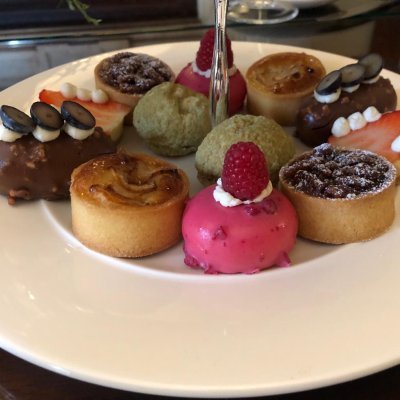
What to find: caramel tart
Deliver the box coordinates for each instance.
[246,52,326,126]
[70,152,189,257]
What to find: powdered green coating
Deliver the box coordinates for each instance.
[133,82,211,156]
[195,114,295,185]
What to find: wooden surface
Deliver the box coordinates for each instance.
[1,5,400,400]
[1,348,400,399]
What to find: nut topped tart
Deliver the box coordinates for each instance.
[279,144,396,244]
[246,52,326,126]
[70,152,189,258]
[94,52,175,111]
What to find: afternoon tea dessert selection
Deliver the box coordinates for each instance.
[0,28,399,274]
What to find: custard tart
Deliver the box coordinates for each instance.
[70,152,189,257]
[246,52,326,126]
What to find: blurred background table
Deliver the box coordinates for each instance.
[0,0,399,88]
[1,0,400,399]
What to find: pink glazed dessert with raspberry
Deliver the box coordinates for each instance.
[182,142,298,274]
[176,28,247,115]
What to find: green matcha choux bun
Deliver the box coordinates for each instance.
[133,82,211,156]
[195,114,295,185]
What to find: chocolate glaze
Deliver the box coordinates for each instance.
[296,77,397,147]
[0,128,116,204]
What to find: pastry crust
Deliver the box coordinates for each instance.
[246,52,325,126]
[279,147,396,244]
[70,152,189,257]
[94,54,175,125]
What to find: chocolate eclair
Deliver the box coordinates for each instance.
[296,77,397,147]
[0,102,116,204]
[0,129,116,204]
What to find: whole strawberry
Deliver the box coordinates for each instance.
[195,28,234,72]
[221,142,269,201]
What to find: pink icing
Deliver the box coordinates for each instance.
[182,185,298,274]
[175,63,247,115]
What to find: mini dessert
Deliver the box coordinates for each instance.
[195,114,295,186]
[296,54,397,147]
[0,102,116,204]
[182,142,298,274]
[328,109,400,182]
[94,52,175,117]
[246,52,326,126]
[175,28,246,115]
[279,143,396,244]
[39,87,131,142]
[133,82,211,156]
[70,152,189,258]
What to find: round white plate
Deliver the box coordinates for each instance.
[0,42,400,398]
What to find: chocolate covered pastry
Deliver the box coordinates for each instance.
[296,54,397,147]
[0,129,115,204]
[0,102,116,204]
[296,78,396,147]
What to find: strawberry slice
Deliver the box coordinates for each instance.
[328,111,400,163]
[39,89,131,141]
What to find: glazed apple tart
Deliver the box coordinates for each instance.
[70,152,189,257]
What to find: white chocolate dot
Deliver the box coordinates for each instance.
[331,117,351,137]
[76,88,92,102]
[60,82,77,99]
[391,136,400,152]
[342,84,360,93]
[363,106,382,122]
[348,112,367,131]
[91,89,109,104]
[314,88,341,104]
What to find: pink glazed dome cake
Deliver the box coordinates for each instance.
[182,142,298,274]
[175,28,247,115]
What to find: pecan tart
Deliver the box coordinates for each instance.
[279,144,396,244]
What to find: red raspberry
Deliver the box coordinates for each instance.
[221,142,269,201]
[195,28,234,72]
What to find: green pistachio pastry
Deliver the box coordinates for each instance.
[133,82,212,156]
[195,114,295,185]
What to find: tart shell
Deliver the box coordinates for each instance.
[279,151,396,244]
[94,58,175,125]
[70,152,189,258]
[246,52,326,126]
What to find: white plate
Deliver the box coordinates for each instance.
[0,41,400,398]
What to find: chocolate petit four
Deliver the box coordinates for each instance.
[0,101,116,204]
[296,54,397,147]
